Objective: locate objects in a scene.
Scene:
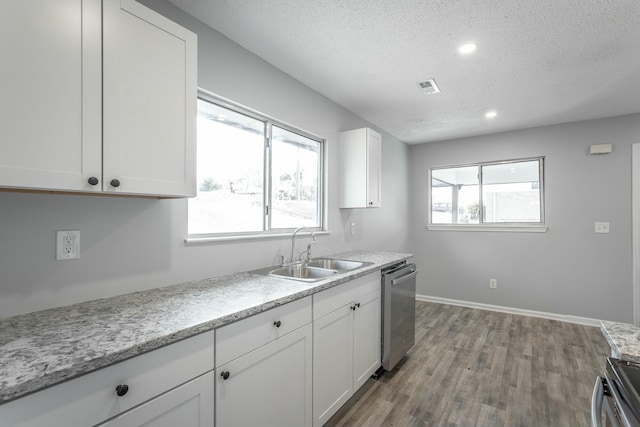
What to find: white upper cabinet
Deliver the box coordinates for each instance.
[0,0,101,192]
[0,0,197,197]
[103,0,196,197]
[339,128,382,208]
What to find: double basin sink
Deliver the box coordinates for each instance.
[263,258,373,282]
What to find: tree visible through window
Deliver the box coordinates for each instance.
[430,158,544,225]
[189,95,324,237]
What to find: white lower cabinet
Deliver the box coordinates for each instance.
[98,371,214,427]
[313,304,354,425]
[216,324,313,427]
[353,289,382,391]
[312,271,382,427]
[0,331,214,427]
[215,296,313,427]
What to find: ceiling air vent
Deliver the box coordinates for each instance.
[417,79,440,95]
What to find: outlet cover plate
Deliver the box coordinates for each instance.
[56,230,80,260]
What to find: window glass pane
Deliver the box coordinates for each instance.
[188,100,265,234]
[431,166,480,224]
[271,126,321,229]
[481,160,541,223]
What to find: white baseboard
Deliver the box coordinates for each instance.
[416,294,601,327]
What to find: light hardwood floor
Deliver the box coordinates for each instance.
[328,301,610,427]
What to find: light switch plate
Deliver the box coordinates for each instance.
[595,222,610,234]
[56,230,80,260]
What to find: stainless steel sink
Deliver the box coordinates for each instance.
[305,258,371,272]
[268,264,337,282]
[257,258,372,282]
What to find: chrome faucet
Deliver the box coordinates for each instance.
[290,226,316,264]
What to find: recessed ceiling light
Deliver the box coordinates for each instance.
[485,110,497,119]
[458,42,477,55]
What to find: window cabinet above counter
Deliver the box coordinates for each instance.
[0,0,197,198]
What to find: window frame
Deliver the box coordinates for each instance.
[427,157,547,232]
[188,90,326,241]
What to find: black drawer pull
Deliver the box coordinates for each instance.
[115,384,129,396]
[274,320,282,328]
[221,371,230,380]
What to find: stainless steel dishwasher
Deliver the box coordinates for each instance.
[382,261,418,371]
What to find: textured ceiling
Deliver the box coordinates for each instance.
[168,0,640,144]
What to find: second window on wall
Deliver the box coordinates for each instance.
[429,157,545,226]
[189,93,325,237]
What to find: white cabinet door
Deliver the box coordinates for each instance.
[365,129,382,207]
[312,304,353,427]
[103,0,197,197]
[98,371,214,427]
[353,288,382,391]
[339,128,382,208]
[216,324,312,427]
[0,0,102,192]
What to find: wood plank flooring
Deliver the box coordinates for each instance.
[327,301,610,427]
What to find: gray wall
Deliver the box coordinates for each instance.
[0,1,411,318]
[410,113,640,323]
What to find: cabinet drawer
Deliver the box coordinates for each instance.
[313,271,380,320]
[0,331,214,427]
[97,371,214,427]
[216,296,312,367]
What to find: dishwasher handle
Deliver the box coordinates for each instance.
[390,268,418,286]
[591,376,604,427]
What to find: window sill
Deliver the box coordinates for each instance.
[427,224,548,233]
[185,230,331,245]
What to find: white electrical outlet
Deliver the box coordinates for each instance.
[56,230,80,260]
[595,222,610,233]
[350,222,356,235]
[489,279,497,289]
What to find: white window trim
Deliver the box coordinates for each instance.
[427,224,548,233]
[189,89,328,241]
[185,230,331,245]
[428,156,545,229]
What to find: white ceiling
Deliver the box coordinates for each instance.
[168,0,640,144]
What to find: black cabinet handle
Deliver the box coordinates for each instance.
[221,371,230,380]
[88,177,99,186]
[115,384,129,396]
[356,303,361,308]
[273,320,282,328]
[110,179,120,188]
[351,305,356,311]
[369,201,373,205]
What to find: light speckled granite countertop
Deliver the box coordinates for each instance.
[0,250,411,403]
[600,320,640,362]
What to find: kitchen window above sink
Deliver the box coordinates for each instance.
[187,91,326,241]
